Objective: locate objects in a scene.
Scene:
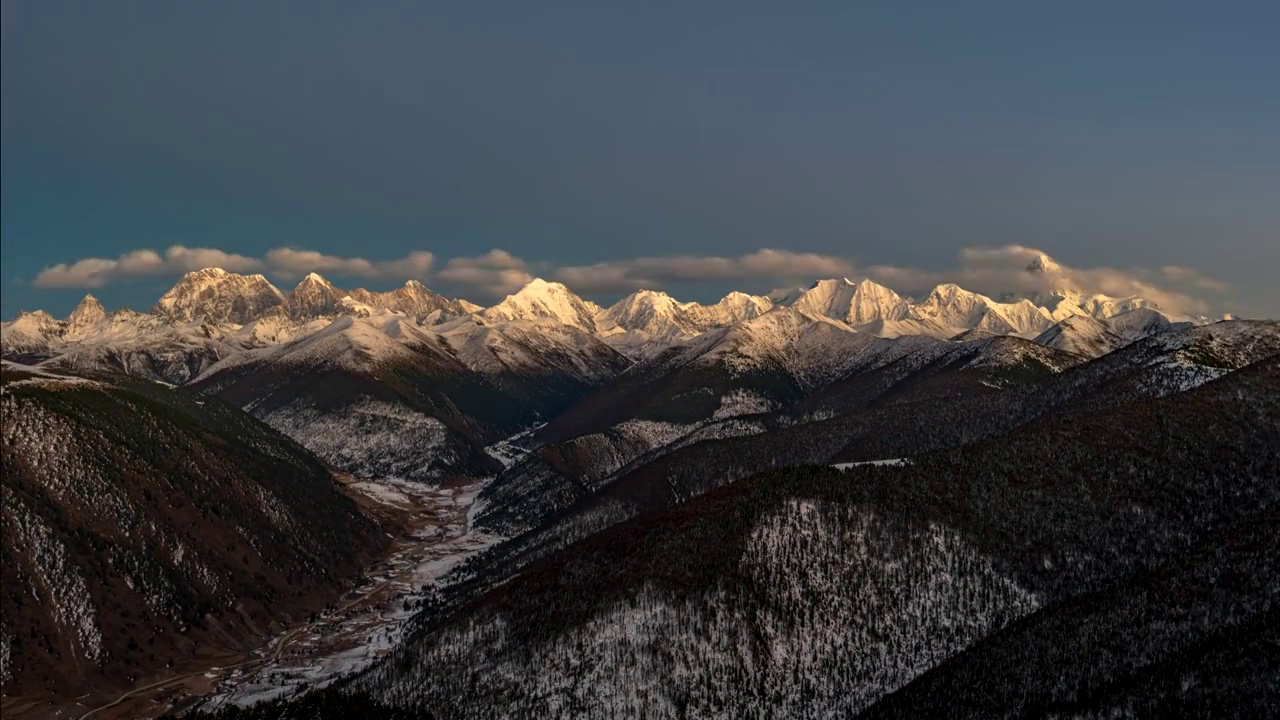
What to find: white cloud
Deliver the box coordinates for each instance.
[34,245,433,288]
[435,250,536,297]
[30,243,1230,315]
[163,246,264,274]
[263,248,434,280]
[552,248,854,292]
[33,246,263,288]
[862,245,1225,315]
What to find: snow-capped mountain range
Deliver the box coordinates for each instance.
[3,258,1222,377]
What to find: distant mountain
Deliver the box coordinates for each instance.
[347,279,477,321]
[465,319,1276,571]
[190,313,493,480]
[538,307,923,446]
[0,362,385,704]
[788,278,913,328]
[770,276,1137,340]
[191,310,629,481]
[473,328,1083,540]
[595,290,773,356]
[64,293,107,335]
[912,283,1053,337]
[479,278,603,333]
[1104,306,1191,340]
[0,260,1236,490]
[1033,314,1127,358]
[1031,307,1193,359]
[287,272,349,319]
[4,260,1207,377]
[154,267,286,324]
[0,310,65,361]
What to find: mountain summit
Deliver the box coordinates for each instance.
[154,267,286,325]
[287,272,347,320]
[597,289,774,340]
[347,279,475,320]
[788,278,913,327]
[480,278,602,333]
[66,294,107,328]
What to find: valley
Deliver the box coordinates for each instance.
[19,473,500,720]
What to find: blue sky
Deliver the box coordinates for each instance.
[3,1,1277,317]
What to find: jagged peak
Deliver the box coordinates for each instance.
[67,294,108,325]
[497,278,593,309]
[1025,252,1064,275]
[167,266,281,290]
[72,293,106,309]
[155,267,286,324]
[481,277,597,332]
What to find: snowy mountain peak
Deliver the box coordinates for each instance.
[66,294,107,327]
[1033,315,1126,358]
[154,268,286,325]
[345,281,473,321]
[597,289,775,348]
[288,273,347,320]
[693,292,774,326]
[792,277,911,326]
[1025,253,1064,275]
[481,278,600,333]
[910,284,1053,337]
[597,290,692,339]
[925,283,976,301]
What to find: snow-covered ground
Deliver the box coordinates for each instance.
[198,476,503,709]
[832,458,909,470]
[484,423,544,469]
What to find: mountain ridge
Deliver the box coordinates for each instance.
[6,261,1226,358]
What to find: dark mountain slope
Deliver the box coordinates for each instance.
[173,690,432,720]
[339,356,1279,718]
[533,314,935,445]
[0,364,387,704]
[190,350,506,480]
[786,334,1084,420]
[472,334,1080,538]
[469,321,1279,559]
[860,510,1278,719]
[191,315,630,481]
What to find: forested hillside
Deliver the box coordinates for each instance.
[326,356,1279,718]
[0,364,387,703]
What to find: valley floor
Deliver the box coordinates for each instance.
[11,473,499,720]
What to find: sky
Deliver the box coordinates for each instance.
[3,1,1277,318]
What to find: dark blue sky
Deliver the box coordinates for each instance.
[3,1,1277,317]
